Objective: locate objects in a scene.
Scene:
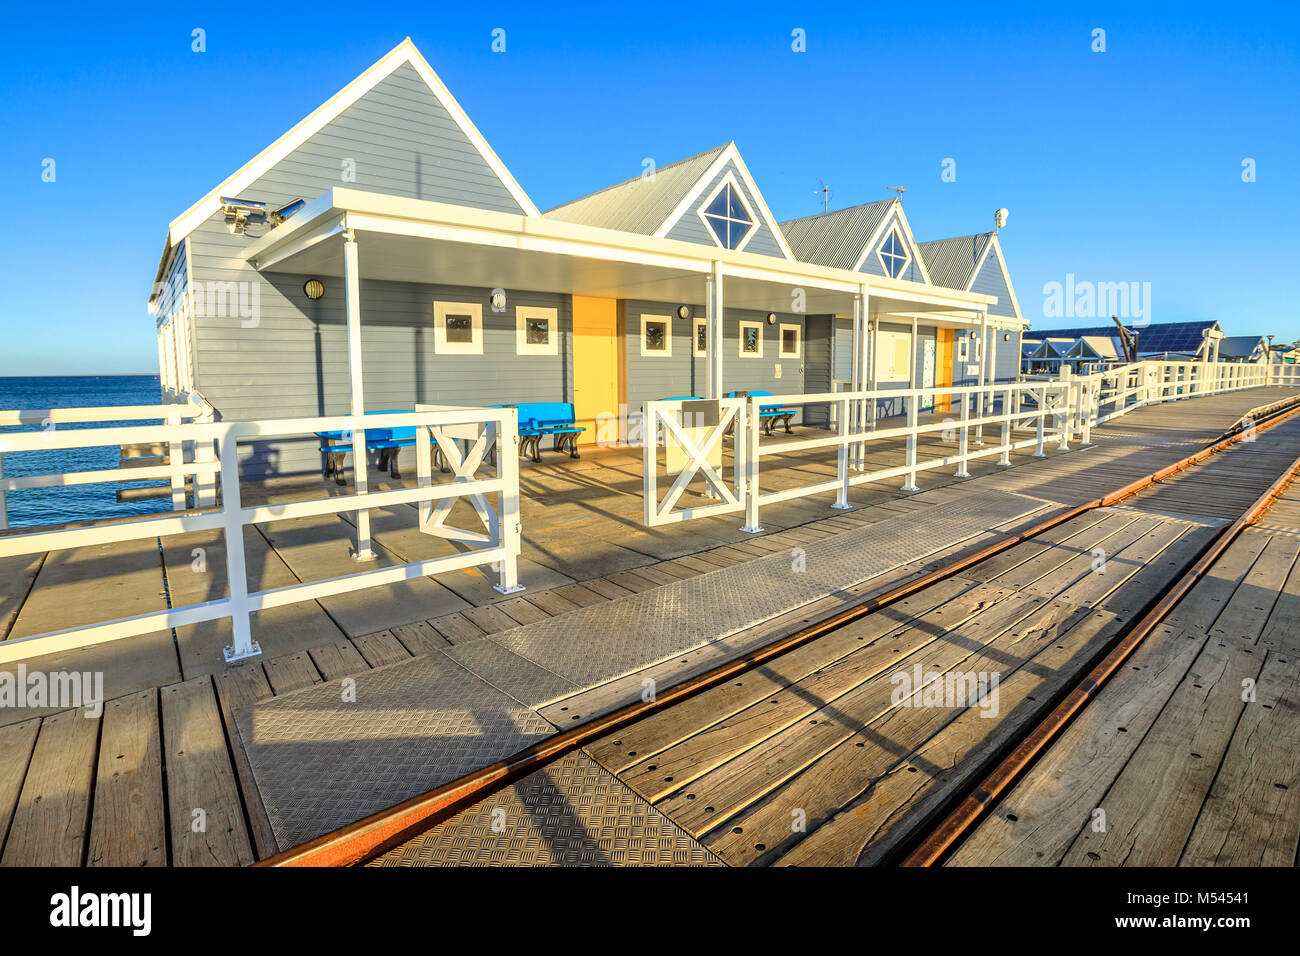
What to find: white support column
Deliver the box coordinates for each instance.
[975,312,988,444]
[853,284,869,468]
[706,260,724,400]
[343,228,375,561]
[493,408,525,594]
[0,453,7,531]
[866,309,878,435]
[219,425,260,663]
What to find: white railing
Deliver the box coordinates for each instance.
[0,405,521,666]
[0,394,217,530]
[644,360,1299,531]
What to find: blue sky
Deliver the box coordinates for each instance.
[1,0,1296,374]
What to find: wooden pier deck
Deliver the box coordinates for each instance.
[0,386,1297,866]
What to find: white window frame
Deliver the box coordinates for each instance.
[877,227,912,279]
[640,314,673,358]
[738,320,763,358]
[434,301,483,355]
[778,322,801,359]
[874,329,912,383]
[693,317,708,357]
[515,305,558,356]
[696,171,759,253]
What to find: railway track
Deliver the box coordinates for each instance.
[260,396,1300,867]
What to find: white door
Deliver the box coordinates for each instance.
[921,337,936,411]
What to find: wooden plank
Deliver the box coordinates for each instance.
[604,570,659,593]
[550,583,609,608]
[462,604,522,635]
[1,708,100,866]
[582,574,982,773]
[1058,534,1300,867]
[0,718,42,855]
[524,590,582,617]
[309,640,370,680]
[498,596,552,626]
[263,651,323,695]
[427,611,489,644]
[161,676,254,867]
[948,530,1273,866]
[87,689,166,866]
[580,577,637,600]
[211,666,278,860]
[1180,643,1300,865]
[390,621,450,656]
[351,630,413,668]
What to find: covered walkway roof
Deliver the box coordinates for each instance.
[242,188,1014,326]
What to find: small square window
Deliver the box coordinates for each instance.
[738,321,762,358]
[779,323,801,359]
[640,315,673,357]
[434,301,483,354]
[446,315,474,343]
[516,306,558,355]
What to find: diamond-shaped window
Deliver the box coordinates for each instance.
[702,181,754,250]
[878,229,910,278]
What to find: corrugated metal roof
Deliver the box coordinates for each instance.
[778,201,895,270]
[543,143,730,235]
[915,233,992,291]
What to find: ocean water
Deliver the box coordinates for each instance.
[0,375,167,529]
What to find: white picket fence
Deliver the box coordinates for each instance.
[644,361,1299,531]
[0,405,522,665]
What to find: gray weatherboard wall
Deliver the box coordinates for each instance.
[622,301,806,419]
[183,61,533,475]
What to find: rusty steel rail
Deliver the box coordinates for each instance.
[901,447,1300,867]
[258,396,1300,867]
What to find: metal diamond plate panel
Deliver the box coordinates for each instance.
[479,491,1048,695]
[234,654,555,851]
[368,751,722,867]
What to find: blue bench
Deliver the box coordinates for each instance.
[502,401,585,463]
[315,410,448,485]
[725,390,799,436]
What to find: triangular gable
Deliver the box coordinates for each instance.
[968,235,1022,320]
[855,201,930,284]
[654,144,794,260]
[780,201,895,271]
[163,39,538,250]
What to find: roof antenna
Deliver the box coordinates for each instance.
[886,186,907,200]
[814,179,831,213]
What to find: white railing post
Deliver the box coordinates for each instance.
[0,451,6,531]
[955,388,971,478]
[742,398,763,533]
[1034,387,1047,458]
[999,386,1013,465]
[833,395,852,510]
[902,393,920,492]
[1080,380,1094,446]
[494,408,524,594]
[218,424,260,663]
[167,408,186,511]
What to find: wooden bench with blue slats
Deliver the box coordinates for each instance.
[506,401,585,463]
[315,410,449,485]
[725,389,800,436]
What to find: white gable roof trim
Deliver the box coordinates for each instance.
[852,201,933,285]
[970,235,1023,320]
[652,143,795,261]
[165,38,540,253]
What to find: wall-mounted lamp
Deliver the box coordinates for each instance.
[677,305,691,320]
[304,279,325,300]
[766,312,777,325]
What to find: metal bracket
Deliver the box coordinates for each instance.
[493,583,527,595]
[223,639,263,663]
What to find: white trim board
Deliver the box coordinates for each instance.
[653,143,795,261]
[852,201,933,285]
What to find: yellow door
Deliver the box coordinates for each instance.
[572,296,619,446]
